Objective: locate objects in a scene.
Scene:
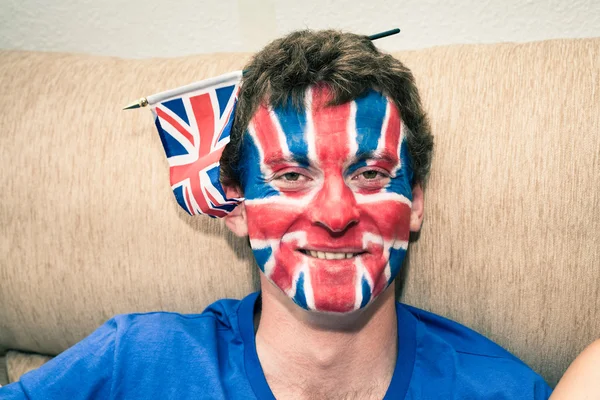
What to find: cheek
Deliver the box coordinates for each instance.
[245,203,306,241]
[360,200,412,242]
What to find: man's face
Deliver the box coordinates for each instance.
[238,86,415,313]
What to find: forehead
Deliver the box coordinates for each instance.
[247,86,403,165]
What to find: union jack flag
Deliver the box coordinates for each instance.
[243,87,413,312]
[150,71,243,217]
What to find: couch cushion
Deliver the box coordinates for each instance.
[0,38,598,387]
[5,351,52,384]
[0,356,8,386]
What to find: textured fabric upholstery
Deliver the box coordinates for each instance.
[0,356,7,386]
[5,351,51,384]
[0,38,598,387]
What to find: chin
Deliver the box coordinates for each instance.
[277,263,391,314]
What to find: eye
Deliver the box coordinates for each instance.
[282,172,301,181]
[350,168,391,190]
[361,170,380,180]
[272,169,313,191]
[353,169,388,181]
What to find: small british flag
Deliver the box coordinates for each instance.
[150,71,243,217]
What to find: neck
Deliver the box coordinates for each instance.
[255,276,398,400]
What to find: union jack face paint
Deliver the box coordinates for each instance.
[239,85,414,313]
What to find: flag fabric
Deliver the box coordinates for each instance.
[149,71,244,218]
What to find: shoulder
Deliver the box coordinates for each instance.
[109,297,243,341]
[400,304,553,399]
[550,339,600,399]
[402,303,520,359]
[1,297,249,399]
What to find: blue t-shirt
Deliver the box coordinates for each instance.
[1,292,552,399]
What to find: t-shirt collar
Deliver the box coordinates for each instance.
[238,292,417,400]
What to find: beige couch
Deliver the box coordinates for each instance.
[1,38,599,389]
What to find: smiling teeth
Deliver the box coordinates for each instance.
[308,251,356,260]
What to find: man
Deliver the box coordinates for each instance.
[1,29,551,399]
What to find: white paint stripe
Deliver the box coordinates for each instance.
[281,231,307,247]
[394,121,407,175]
[249,238,277,249]
[392,240,409,250]
[400,120,406,144]
[304,87,317,162]
[354,258,364,311]
[347,100,358,156]
[376,100,391,152]
[302,262,315,310]
[263,254,276,277]
[286,274,297,298]
[362,232,384,248]
[384,261,391,282]
[354,192,412,207]
[287,262,301,300]
[359,258,375,290]
[249,238,279,277]
[245,191,316,207]
[354,258,375,311]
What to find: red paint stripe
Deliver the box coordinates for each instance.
[251,106,286,168]
[308,87,359,232]
[271,244,303,292]
[311,86,351,165]
[245,203,299,240]
[309,259,356,312]
[358,201,411,242]
[270,263,294,292]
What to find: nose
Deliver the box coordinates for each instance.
[307,173,360,234]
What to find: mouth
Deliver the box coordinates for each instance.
[298,249,366,260]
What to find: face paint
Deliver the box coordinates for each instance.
[239,85,414,313]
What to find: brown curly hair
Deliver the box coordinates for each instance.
[220,29,433,189]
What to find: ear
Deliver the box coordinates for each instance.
[223,185,248,237]
[409,183,425,232]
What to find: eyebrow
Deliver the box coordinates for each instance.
[264,151,397,168]
[264,154,310,167]
[350,150,398,165]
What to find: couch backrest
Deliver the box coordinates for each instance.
[1,38,598,387]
